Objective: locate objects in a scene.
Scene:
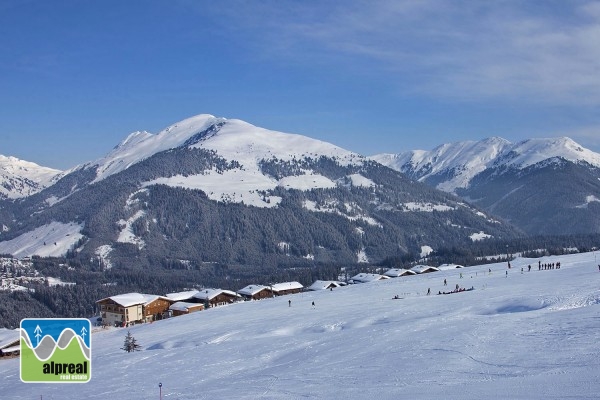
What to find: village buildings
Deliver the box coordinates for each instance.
[237,285,272,300]
[96,293,171,327]
[383,268,417,278]
[307,280,345,291]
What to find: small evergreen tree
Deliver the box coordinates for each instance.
[122,330,141,352]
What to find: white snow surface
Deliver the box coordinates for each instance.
[471,231,493,241]
[1,252,600,398]
[91,113,362,181]
[372,136,600,193]
[0,221,83,258]
[127,115,365,208]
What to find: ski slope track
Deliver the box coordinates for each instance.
[1,252,599,399]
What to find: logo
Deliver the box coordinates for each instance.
[20,318,91,383]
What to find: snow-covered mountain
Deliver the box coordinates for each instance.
[0,155,61,200]
[0,114,520,266]
[372,137,600,234]
[1,252,598,399]
[372,136,600,193]
[82,114,363,208]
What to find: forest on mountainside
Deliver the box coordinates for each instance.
[1,232,598,329]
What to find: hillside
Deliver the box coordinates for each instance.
[1,251,598,398]
[0,115,521,268]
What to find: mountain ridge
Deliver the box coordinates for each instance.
[0,114,520,267]
[372,136,600,234]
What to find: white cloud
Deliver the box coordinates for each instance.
[202,1,600,105]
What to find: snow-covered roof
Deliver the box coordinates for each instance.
[0,344,20,354]
[438,264,465,270]
[307,280,344,291]
[271,281,304,292]
[169,301,204,312]
[165,290,201,302]
[350,273,389,283]
[383,268,417,277]
[97,292,169,307]
[193,289,240,301]
[237,285,269,296]
[0,328,19,349]
[410,265,440,274]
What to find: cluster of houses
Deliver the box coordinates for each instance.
[96,264,463,328]
[96,281,307,327]
[0,263,464,359]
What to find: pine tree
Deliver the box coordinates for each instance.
[122,330,141,352]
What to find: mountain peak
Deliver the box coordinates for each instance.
[0,155,62,199]
[372,136,600,194]
[503,136,600,169]
[92,114,227,182]
[90,114,362,184]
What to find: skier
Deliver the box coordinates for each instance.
[444,279,447,286]
[312,301,315,308]
[427,288,431,295]
[288,299,291,307]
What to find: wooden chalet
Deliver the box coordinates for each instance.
[410,265,441,274]
[383,268,418,278]
[0,328,20,357]
[271,281,304,296]
[237,285,273,300]
[193,289,241,308]
[438,264,465,271]
[169,301,205,316]
[307,280,345,291]
[350,273,389,284]
[165,290,201,303]
[96,293,171,327]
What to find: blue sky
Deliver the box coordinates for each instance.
[1,0,600,170]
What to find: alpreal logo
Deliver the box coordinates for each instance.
[20,318,91,383]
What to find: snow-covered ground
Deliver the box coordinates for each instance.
[0,222,84,258]
[1,252,599,399]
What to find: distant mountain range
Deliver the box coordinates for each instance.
[0,155,61,200]
[0,114,519,268]
[372,137,600,235]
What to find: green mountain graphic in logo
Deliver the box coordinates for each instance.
[20,318,91,383]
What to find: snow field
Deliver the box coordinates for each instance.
[0,252,599,399]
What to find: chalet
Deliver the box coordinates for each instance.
[349,273,389,284]
[0,328,20,357]
[383,268,418,278]
[237,285,272,300]
[165,290,201,303]
[438,264,465,271]
[193,289,241,308]
[96,293,171,327]
[169,301,205,316]
[271,281,304,296]
[307,280,345,291]
[410,265,441,274]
